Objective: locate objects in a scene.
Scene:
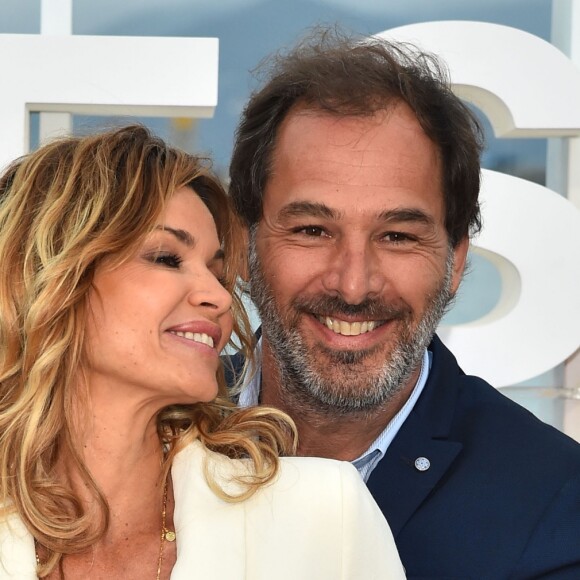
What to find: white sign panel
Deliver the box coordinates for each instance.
[379,21,580,386]
[0,34,219,171]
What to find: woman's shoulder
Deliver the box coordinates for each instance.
[173,439,362,499]
[272,456,405,578]
[279,453,361,480]
[174,440,379,526]
[276,454,366,498]
[172,441,406,579]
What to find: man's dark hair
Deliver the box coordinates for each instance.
[229,28,484,247]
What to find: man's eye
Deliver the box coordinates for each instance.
[383,232,413,243]
[149,252,183,268]
[295,226,326,237]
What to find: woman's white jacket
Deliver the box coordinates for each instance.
[0,441,405,579]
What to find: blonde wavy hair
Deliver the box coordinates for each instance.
[0,125,296,575]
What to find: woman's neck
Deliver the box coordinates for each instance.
[43,382,178,578]
[65,380,169,539]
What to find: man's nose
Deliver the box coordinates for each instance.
[320,239,385,305]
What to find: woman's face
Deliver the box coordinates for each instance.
[85,186,233,406]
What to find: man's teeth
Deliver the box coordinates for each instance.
[170,331,214,348]
[318,317,378,336]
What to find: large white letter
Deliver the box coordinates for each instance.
[378,21,580,386]
[0,34,219,172]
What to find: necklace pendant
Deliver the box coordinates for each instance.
[163,529,176,542]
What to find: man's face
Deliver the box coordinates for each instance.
[251,103,468,415]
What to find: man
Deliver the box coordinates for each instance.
[228,30,580,578]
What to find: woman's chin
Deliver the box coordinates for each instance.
[177,384,220,406]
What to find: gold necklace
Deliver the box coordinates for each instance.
[35,479,176,579]
[157,477,176,580]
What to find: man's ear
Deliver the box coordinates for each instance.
[451,236,469,294]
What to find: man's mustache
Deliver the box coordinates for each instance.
[292,295,410,320]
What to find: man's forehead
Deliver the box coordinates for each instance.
[277,105,401,145]
[271,104,438,171]
[263,113,444,228]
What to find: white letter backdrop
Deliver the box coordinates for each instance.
[378,21,580,388]
[0,33,219,173]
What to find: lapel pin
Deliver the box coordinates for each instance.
[414,456,431,472]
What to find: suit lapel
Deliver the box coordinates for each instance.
[367,336,465,537]
[367,412,462,537]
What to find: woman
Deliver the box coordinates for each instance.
[0,125,404,579]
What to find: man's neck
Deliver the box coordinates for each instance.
[260,347,418,462]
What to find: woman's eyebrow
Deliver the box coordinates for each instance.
[155,225,195,247]
[154,226,225,262]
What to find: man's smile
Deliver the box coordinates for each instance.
[315,315,386,336]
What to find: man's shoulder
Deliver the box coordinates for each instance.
[425,336,580,468]
[458,376,580,460]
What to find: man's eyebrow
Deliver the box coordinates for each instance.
[276,202,434,228]
[155,225,195,247]
[278,201,338,220]
[378,208,435,227]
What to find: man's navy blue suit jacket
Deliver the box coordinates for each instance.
[227,335,580,578]
[367,336,580,578]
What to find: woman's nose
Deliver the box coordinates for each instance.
[188,270,233,315]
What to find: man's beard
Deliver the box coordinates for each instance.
[248,230,456,419]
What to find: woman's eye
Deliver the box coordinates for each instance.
[149,252,183,268]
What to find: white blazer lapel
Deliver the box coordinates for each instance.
[170,442,247,580]
[0,510,37,579]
